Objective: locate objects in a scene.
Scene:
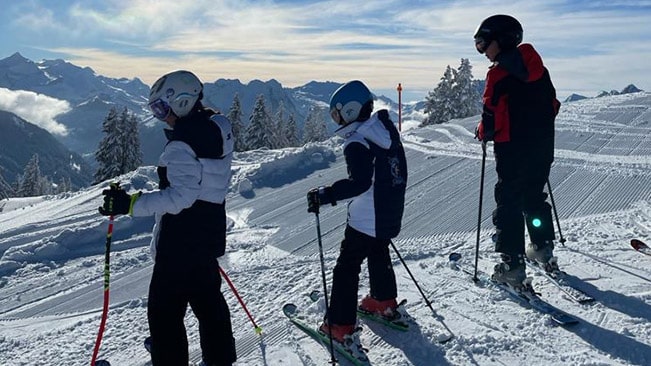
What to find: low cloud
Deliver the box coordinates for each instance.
[0,88,70,136]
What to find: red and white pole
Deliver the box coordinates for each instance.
[397,83,403,131]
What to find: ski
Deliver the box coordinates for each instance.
[94,360,111,366]
[309,290,453,343]
[525,261,594,304]
[631,239,651,256]
[448,252,579,326]
[282,303,370,366]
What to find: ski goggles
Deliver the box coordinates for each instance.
[475,37,489,54]
[148,98,172,120]
[330,108,344,125]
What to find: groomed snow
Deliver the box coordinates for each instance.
[1,93,650,366]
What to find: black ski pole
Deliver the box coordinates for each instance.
[473,142,487,282]
[389,241,455,337]
[546,178,566,245]
[313,209,337,365]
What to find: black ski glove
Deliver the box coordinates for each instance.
[307,186,336,213]
[98,183,140,216]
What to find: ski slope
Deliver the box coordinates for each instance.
[0,92,650,366]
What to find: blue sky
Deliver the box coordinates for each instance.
[1,0,650,102]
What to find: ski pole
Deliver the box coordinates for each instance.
[473,142,487,282]
[389,241,455,336]
[546,178,566,245]
[219,266,262,336]
[313,210,337,365]
[91,214,114,366]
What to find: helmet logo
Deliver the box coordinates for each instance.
[165,88,175,98]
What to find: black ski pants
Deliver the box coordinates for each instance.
[147,258,236,366]
[492,140,556,256]
[328,225,397,325]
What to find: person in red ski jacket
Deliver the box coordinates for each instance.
[474,15,561,288]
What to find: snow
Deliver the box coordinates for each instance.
[1,93,651,366]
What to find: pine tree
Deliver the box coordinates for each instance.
[122,109,142,173]
[94,107,142,183]
[423,65,457,126]
[284,113,299,147]
[95,107,121,182]
[245,95,274,150]
[17,153,44,197]
[57,176,72,194]
[302,107,329,144]
[272,101,288,148]
[227,93,246,152]
[452,58,481,118]
[0,170,13,199]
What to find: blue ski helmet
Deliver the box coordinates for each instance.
[329,80,374,125]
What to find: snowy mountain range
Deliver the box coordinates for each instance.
[0,110,92,187]
[0,91,650,365]
[0,53,417,175]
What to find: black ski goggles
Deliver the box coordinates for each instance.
[475,37,490,54]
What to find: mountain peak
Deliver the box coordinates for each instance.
[0,52,32,66]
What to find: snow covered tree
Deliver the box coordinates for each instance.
[0,170,13,199]
[17,153,44,197]
[272,101,288,148]
[302,107,329,144]
[245,95,275,150]
[122,108,142,173]
[452,58,481,118]
[94,107,142,183]
[284,113,300,147]
[57,176,72,194]
[95,108,121,182]
[423,65,457,126]
[227,93,246,152]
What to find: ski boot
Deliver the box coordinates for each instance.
[526,240,560,273]
[492,253,527,289]
[359,295,399,320]
[318,322,356,343]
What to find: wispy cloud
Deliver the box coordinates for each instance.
[1,0,651,101]
[0,88,70,135]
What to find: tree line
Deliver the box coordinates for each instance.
[1,60,481,199]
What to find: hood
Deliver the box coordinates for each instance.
[334,111,392,149]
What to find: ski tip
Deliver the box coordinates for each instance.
[308,290,320,302]
[435,333,454,344]
[282,303,298,316]
[448,252,462,262]
[94,360,111,366]
[631,239,649,250]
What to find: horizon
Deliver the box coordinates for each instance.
[0,1,650,103]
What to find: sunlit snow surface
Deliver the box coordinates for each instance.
[1,93,650,365]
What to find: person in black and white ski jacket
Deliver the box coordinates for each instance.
[99,70,236,366]
[307,80,408,344]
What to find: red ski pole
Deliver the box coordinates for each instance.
[91,215,114,366]
[219,266,262,335]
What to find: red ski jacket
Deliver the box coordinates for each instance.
[477,43,560,143]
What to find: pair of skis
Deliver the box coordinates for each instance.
[283,291,452,365]
[448,252,581,325]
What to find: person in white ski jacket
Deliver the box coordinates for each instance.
[99,70,236,366]
[307,80,408,344]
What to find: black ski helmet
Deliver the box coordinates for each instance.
[474,14,523,53]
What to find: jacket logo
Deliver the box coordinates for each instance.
[388,156,404,186]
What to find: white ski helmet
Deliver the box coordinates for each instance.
[148,70,203,119]
[329,80,374,125]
